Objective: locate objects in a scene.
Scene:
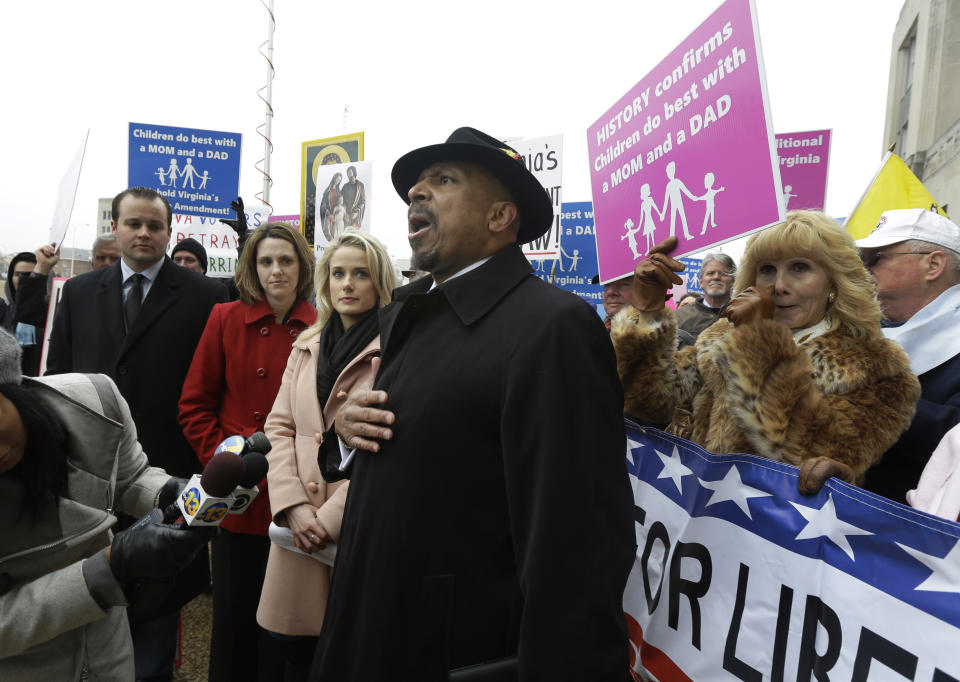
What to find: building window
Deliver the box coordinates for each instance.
[896,26,917,156]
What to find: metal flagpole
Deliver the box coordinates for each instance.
[69,225,78,277]
[256,0,276,210]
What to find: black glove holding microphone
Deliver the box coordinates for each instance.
[108,514,213,585]
[90,432,271,619]
[157,476,189,510]
[110,430,272,582]
[99,509,215,622]
[106,469,219,586]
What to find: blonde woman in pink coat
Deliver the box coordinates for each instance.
[256,232,395,678]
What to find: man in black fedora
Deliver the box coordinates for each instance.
[313,128,634,681]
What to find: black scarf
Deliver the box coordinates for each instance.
[315,308,379,410]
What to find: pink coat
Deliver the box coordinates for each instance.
[256,331,379,635]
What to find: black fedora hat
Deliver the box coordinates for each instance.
[391,127,554,244]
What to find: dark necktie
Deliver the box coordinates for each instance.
[124,274,145,333]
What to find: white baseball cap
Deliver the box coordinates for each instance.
[856,208,960,252]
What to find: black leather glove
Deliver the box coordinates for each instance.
[109,510,213,585]
[157,477,189,510]
[219,196,252,255]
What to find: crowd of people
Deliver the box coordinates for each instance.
[0,124,958,681]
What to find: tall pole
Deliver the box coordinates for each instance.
[69,224,78,277]
[257,0,276,209]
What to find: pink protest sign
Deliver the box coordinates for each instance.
[776,129,831,211]
[587,0,783,284]
[272,214,302,230]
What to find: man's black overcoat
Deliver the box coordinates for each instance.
[312,245,635,681]
[865,351,960,502]
[46,257,228,477]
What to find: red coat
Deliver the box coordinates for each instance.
[178,298,317,535]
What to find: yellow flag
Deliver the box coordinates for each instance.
[844,153,948,239]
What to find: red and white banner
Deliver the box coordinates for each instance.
[624,423,960,681]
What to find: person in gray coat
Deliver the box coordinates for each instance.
[0,329,210,681]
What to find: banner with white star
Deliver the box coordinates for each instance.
[624,422,960,681]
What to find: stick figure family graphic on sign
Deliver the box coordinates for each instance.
[181,159,203,189]
[621,218,642,259]
[620,164,725,261]
[158,157,213,190]
[166,158,180,188]
[697,172,725,235]
[639,183,661,256]
[619,183,663,261]
[782,184,796,208]
[557,247,582,272]
[660,161,697,240]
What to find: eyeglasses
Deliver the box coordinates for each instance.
[701,269,734,278]
[860,251,932,268]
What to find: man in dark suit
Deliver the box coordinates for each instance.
[313,128,635,681]
[46,186,228,682]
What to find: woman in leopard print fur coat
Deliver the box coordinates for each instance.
[612,211,920,492]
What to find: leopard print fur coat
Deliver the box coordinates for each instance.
[611,307,920,478]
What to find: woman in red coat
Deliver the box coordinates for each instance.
[178,221,317,682]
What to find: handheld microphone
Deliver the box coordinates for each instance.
[175,451,245,526]
[214,432,272,457]
[214,435,246,456]
[244,431,272,455]
[228,451,270,515]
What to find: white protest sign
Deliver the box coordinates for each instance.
[509,135,563,259]
[169,203,271,277]
[50,130,89,249]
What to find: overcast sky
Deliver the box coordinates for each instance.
[3,0,904,264]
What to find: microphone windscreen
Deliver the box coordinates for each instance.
[239,452,269,488]
[245,431,272,454]
[201,451,246,497]
[215,435,246,455]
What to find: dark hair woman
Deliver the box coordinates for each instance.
[0,330,203,679]
[178,221,318,681]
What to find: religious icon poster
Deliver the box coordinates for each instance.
[300,132,364,245]
[313,160,373,253]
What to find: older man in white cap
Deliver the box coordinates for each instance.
[856,208,960,503]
